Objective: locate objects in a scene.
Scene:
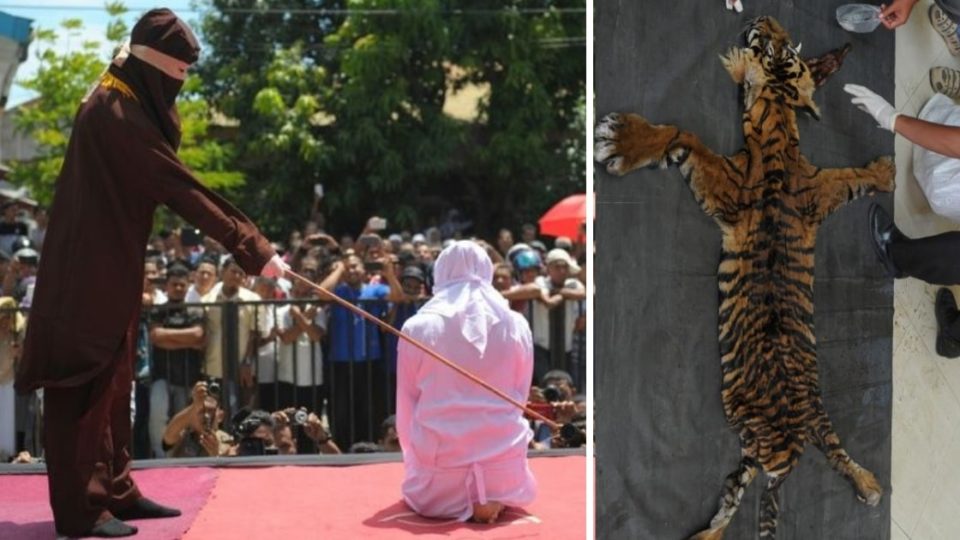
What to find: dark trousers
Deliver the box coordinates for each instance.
[43,326,142,535]
[329,360,386,448]
[891,231,960,285]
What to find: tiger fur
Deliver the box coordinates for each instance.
[594,17,894,540]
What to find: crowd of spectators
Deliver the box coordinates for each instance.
[0,197,588,463]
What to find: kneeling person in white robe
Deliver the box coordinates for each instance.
[397,241,537,523]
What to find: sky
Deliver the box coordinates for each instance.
[3,0,198,107]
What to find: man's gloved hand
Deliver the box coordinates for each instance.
[844,84,900,132]
[260,254,290,279]
[725,0,743,12]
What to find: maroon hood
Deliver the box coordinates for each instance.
[109,8,200,150]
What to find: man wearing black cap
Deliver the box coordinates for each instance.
[14,9,287,538]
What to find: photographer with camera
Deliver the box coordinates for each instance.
[528,370,581,449]
[161,380,230,458]
[271,407,342,455]
[232,409,277,456]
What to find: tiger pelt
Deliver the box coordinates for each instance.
[594,17,894,540]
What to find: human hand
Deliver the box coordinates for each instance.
[303,412,330,442]
[261,254,290,279]
[844,84,899,132]
[725,0,743,13]
[880,0,919,30]
[191,381,208,408]
[553,401,578,424]
[272,409,290,427]
[199,430,220,457]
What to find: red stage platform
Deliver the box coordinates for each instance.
[0,454,586,539]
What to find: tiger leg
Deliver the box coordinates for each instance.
[594,113,685,175]
[688,431,760,540]
[595,113,746,218]
[804,156,896,220]
[758,474,789,539]
[810,415,883,506]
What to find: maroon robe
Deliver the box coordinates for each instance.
[13,9,274,534]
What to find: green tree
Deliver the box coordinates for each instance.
[10,1,243,207]
[198,0,585,237]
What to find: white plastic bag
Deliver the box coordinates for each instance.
[914,93,960,222]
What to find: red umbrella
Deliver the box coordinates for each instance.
[538,193,590,239]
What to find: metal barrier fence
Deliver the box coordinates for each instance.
[2,295,586,461]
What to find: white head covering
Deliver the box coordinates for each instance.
[418,241,514,354]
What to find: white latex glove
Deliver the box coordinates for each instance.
[725,0,743,12]
[260,254,289,279]
[844,84,900,132]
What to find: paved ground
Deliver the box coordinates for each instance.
[890,2,960,539]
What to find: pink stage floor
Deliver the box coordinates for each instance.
[0,455,586,539]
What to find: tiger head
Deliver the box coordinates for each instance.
[721,16,820,120]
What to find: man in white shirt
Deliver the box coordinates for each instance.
[201,256,266,410]
[530,249,585,381]
[276,259,326,412]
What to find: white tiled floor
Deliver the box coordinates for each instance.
[891,2,960,538]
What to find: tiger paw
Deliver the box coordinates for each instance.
[868,156,896,192]
[595,112,680,176]
[852,466,883,507]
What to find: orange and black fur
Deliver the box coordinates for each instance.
[595,17,894,540]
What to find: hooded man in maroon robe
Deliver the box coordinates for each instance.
[14,9,287,538]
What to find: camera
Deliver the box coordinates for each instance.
[285,408,308,426]
[542,384,563,403]
[206,378,221,398]
[237,437,278,456]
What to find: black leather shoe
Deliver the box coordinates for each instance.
[936,288,960,359]
[868,203,905,278]
[113,498,182,521]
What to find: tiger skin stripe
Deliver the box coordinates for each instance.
[594,16,894,540]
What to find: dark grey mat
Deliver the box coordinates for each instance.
[594,1,894,539]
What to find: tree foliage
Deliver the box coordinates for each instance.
[9,2,244,206]
[198,0,585,237]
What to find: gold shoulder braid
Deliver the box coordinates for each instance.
[100,72,137,101]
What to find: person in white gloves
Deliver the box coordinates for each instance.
[846,82,960,359]
[846,83,960,157]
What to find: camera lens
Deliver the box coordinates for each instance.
[542,385,562,402]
